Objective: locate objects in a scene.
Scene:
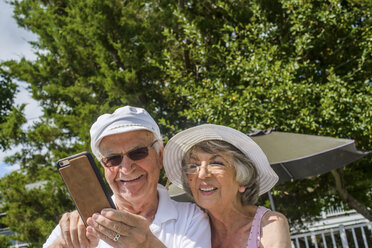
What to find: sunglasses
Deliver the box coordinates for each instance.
[101,140,158,168]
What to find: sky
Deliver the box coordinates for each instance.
[0,0,42,177]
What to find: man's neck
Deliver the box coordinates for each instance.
[115,190,160,222]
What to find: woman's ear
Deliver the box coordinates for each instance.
[238,186,246,193]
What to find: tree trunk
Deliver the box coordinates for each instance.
[331,168,372,221]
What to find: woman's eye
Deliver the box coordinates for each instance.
[189,163,200,169]
[210,161,225,167]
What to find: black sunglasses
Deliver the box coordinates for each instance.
[101,140,158,168]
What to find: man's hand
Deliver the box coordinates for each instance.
[56,210,99,248]
[86,208,166,248]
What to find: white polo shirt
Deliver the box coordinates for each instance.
[43,184,211,248]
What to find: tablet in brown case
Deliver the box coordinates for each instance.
[56,152,115,226]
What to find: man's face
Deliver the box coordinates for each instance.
[99,130,162,206]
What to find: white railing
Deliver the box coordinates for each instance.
[0,228,29,247]
[291,222,372,248]
[0,227,12,235]
[322,203,357,219]
[10,243,29,248]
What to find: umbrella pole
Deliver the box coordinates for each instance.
[267,191,276,211]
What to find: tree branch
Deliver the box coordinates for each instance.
[331,169,372,221]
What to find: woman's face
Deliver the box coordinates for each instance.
[186,150,242,211]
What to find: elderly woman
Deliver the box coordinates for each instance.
[164,124,291,248]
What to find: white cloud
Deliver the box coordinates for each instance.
[0,0,37,62]
[0,162,20,177]
[0,0,42,122]
[15,81,43,124]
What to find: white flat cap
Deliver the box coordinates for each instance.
[90,106,162,160]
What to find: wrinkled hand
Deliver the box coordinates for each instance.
[57,210,99,248]
[86,209,166,248]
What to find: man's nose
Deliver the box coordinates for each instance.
[119,155,135,172]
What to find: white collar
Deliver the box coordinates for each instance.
[150,184,178,233]
[111,184,178,228]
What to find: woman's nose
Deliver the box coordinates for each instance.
[198,163,211,179]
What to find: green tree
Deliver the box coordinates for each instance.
[0,0,371,244]
[0,168,74,247]
[0,235,12,248]
[156,0,372,225]
[0,69,21,150]
[0,73,17,123]
[0,0,182,245]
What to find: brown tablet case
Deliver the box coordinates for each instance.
[57,152,115,225]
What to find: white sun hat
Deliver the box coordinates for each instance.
[90,106,162,160]
[163,124,278,196]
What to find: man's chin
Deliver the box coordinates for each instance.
[118,184,158,203]
[117,183,147,199]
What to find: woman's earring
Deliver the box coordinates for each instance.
[238,186,246,193]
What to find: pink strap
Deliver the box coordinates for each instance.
[246,206,269,248]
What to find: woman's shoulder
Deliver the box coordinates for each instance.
[261,210,288,227]
[260,210,291,248]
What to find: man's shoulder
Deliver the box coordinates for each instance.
[157,184,206,218]
[170,198,209,226]
[171,199,199,211]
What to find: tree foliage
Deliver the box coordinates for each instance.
[155,0,372,225]
[0,235,12,248]
[0,73,17,121]
[1,0,181,245]
[0,0,371,244]
[0,69,19,150]
[0,168,74,247]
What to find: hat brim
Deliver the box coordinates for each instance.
[163,124,278,196]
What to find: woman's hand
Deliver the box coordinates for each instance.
[86,208,166,248]
[56,210,99,248]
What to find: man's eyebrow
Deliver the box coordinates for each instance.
[101,147,129,157]
[102,141,150,156]
[101,150,121,157]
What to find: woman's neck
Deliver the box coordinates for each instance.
[208,204,257,248]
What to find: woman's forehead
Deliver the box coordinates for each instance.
[189,150,228,161]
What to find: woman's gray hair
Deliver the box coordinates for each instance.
[181,140,259,205]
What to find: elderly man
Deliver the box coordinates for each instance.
[43,106,211,248]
